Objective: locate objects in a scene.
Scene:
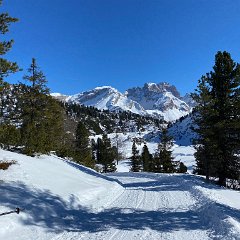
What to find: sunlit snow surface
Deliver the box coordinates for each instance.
[1,149,240,240]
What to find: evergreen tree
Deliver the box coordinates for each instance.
[75,121,94,168]
[0,0,19,86]
[178,162,188,173]
[101,134,116,173]
[96,134,116,173]
[192,51,240,187]
[130,140,141,172]
[148,153,154,172]
[0,123,20,149]
[155,128,175,173]
[192,76,218,181]
[141,143,152,172]
[20,58,64,155]
[96,137,104,164]
[0,0,19,145]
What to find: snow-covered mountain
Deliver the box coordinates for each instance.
[126,83,191,121]
[52,82,193,122]
[66,86,146,115]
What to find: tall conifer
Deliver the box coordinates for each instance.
[75,121,94,168]
[130,140,141,172]
[158,128,175,173]
[193,51,240,186]
[20,58,64,155]
[0,0,20,147]
[0,0,19,86]
[141,143,151,172]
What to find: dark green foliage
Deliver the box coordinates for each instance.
[154,128,175,173]
[130,140,141,172]
[19,59,64,155]
[96,134,116,173]
[192,51,240,187]
[0,1,21,149]
[74,121,94,168]
[0,123,20,149]
[23,58,49,94]
[141,143,152,172]
[178,162,188,173]
[96,137,104,164]
[0,0,19,120]
[0,0,19,84]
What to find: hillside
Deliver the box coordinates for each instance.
[1,149,240,239]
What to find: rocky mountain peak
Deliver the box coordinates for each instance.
[52,82,193,122]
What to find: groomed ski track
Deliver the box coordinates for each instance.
[53,173,240,240]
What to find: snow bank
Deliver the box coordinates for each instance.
[0,149,123,240]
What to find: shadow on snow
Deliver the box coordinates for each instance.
[0,178,239,236]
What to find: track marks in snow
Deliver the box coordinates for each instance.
[48,173,240,240]
[92,173,240,240]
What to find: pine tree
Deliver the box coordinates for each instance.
[75,121,94,168]
[0,0,19,145]
[20,58,64,155]
[96,137,104,164]
[141,143,152,172]
[178,162,188,173]
[130,140,141,172]
[155,128,175,173]
[192,76,218,181]
[192,51,240,187]
[0,123,20,149]
[101,134,116,173]
[0,0,19,86]
[96,134,116,173]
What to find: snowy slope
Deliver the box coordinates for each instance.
[169,114,197,146]
[0,149,123,240]
[1,149,240,239]
[181,93,196,109]
[66,86,146,115]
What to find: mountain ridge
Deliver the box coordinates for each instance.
[52,82,195,122]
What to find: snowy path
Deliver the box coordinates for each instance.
[1,150,240,240]
[54,173,240,240]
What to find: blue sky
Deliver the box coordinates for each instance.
[2,0,240,95]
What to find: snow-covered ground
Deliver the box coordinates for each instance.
[1,149,240,239]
